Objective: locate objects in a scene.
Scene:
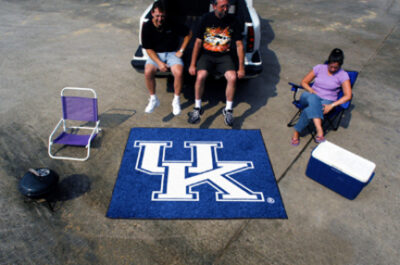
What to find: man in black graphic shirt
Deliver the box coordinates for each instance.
[142,1,192,115]
[188,0,244,126]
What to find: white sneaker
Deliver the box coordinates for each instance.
[145,97,160,113]
[172,100,181,115]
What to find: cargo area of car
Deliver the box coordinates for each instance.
[132,0,262,77]
[155,0,252,34]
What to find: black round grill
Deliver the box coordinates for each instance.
[19,168,59,199]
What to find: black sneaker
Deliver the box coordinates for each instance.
[222,109,234,127]
[188,107,203,124]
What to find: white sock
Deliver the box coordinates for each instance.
[173,94,180,102]
[226,101,233,110]
[195,99,202,109]
[150,94,157,100]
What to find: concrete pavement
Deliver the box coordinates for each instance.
[0,0,399,264]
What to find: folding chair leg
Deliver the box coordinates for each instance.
[48,143,91,161]
[324,110,345,131]
[332,110,345,130]
[287,109,302,127]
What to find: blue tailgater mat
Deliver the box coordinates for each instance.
[107,128,287,219]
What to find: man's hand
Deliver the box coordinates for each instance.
[237,68,245,79]
[158,62,169,72]
[189,65,196,76]
[175,50,183,58]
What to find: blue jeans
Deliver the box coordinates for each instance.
[294,92,333,133]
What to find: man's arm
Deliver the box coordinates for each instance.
[189,38,203,76]
[236,40,245,79]
[176,30,193,58]
[146,49,168,72]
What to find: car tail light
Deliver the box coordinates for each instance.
[246,25,255,53]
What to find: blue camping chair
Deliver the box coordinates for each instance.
[48,87,101,161]
[287,70,358,134]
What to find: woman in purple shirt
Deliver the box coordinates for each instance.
[291,48,352,145]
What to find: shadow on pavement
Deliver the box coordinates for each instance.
[40,174,91,211]
[99,108,136,128]
[51,174,91,202]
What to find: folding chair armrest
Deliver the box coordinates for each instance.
[96,120,101,132]
[288,82,305,103]
[49,119,64,143]
[288,82,304,92]
[85,121,101,148]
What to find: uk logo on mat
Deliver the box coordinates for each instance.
[135,141,264,202]
[107,128,287,219]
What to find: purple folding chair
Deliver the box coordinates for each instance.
[48,87,101,161]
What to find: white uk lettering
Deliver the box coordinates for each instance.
[134,141,264,202]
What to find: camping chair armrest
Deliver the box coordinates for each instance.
[49,119,64,143]
[288,82,304,91]
[85,121,101,148]
[288,82,304,102]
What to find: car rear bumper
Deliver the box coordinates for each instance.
[131,46,263,78]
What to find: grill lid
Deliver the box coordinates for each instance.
[19,168,59,198]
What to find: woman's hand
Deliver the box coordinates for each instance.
[323,103,335,114]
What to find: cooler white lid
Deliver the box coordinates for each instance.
[311,141,376,183]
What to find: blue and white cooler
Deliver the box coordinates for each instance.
[306,141,376,200]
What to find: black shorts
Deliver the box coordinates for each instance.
[197,53,236,75]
